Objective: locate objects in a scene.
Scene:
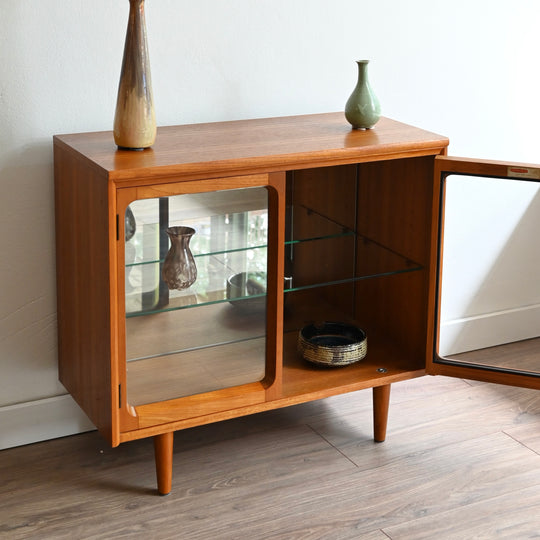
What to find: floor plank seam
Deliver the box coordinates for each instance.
[3,380,540,538]
[502,430,540,457]
[305,423,360,468]
[380,479,540,539]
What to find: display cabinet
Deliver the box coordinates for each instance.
[54,113,540,495]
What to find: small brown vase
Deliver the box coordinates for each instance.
[113,0,156,150]
[162,227,197,290]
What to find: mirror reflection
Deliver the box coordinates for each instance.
[437,174,540,375]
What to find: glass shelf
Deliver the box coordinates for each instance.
[126,209,268,268]
[126,235,421,317]
[125,187,269,316]
[285,204,355,244]
[125,203,353,269]
[126,301,266,362]
[287,235,422,292]
[126,247,268,315]
[125,192,421,318]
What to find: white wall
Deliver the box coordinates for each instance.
[1,0,539,448]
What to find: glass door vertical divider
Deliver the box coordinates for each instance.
[264,171,287,401]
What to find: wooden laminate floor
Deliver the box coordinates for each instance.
[1,376,540,539]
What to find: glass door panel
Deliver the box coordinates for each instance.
[434,158,540,379]
[124,186,269,406]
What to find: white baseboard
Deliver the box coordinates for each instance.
[439,303,540,356]
[0,394,95,450]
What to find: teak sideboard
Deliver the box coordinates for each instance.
[54,112,540,495]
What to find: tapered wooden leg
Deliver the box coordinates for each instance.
[154,431,174,496]
[373,384,391,443]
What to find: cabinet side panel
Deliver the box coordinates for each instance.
[54,143,114,444]
[355,156,435,360]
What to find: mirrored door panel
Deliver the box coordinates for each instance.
[124,186,269,406]
[435,159,540,377]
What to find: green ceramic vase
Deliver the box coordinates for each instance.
[344,60,381,130]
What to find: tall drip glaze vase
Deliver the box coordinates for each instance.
[345,60,381,130]
[113,0,156,150]
[162,227,197,291]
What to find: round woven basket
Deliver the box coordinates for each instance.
[298,322,367,367]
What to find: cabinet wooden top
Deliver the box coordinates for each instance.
[54,112,448,182]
